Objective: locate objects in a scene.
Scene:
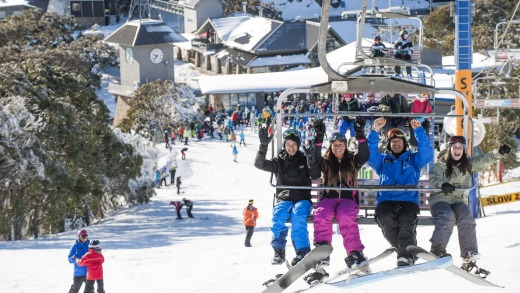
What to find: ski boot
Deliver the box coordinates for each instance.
[290,250,309,266]
[271,249,285,265]
[345,250,367,269]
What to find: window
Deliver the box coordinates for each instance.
[72,3,81,12]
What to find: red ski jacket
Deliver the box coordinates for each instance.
[77,248,105,280]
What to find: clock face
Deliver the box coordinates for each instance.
[149,48,164,64]
[125,47,133,64]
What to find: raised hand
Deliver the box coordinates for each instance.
[373,117,387,132]
[259,127,273,147]
[409,119,422,129]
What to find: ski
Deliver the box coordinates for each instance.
[290,247,395,293]
[328,256,453,289]
[407,245,504,288]
[262,245,333,293]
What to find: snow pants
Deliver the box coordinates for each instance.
[429,202,478,257]
[245,226,254,246]
[375,201,419,259]
[85,279,104,293]
[69,276,86,293]
[338,119,356,138]
[271,200,312,254]
[313,198,365,254]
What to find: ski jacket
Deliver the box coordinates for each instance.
[311,139,369,203]
[371,42,387,57]
[367,127,433,206]
[243,205,259,227]
[394,38,414,56]
[170,201,183,211]
[409,98,433,120]
[77,248,104,280]
[68,239,90,277]
[429,149,503,206]
[255,146,320,203]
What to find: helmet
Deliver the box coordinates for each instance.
[400,30,408,36]
[78,229,88,237]
[89,240,101,250]
[386,128,408,151]
[374,35,381,41]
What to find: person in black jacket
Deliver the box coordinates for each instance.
[254,127,321,266]
[379,93,410,135]
[337,93,360,139]
[394,30,414,78]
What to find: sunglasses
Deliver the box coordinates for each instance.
[283,129,301,139]
[387,128,407,139]
[448,136,466,145]
[329,132,347,142]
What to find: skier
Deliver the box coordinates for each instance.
[428,136,510,274]
[67,229,90,293]
[181,147,187,160]
[182,198,194,218]
[239,130,246,146]
[371,35,387,57]
[243,199,259,247]
[367,118,433,267]
[77,240,105,293]
[337,93,360,139]
[254,127,321,266]
[394,30,414,78]
[169,164,177,185]
[232,145,239,162]
[170,200,184,219]
[176,176,182,194]
[408,93,433,147]
[305,119,369,271]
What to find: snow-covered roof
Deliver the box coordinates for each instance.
[0,0,29,7]
[104,20,187,46]
[210,15,253,43]
[224,17,282,52]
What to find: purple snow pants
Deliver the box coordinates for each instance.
[313,198,365,254]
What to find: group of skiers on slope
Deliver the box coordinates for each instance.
[254,116,511,281]
[68,229,105,293]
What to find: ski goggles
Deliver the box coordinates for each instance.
[329,132,347,142]
[448,135,466,146]
[283,129,301,139]
[387,128,408,140]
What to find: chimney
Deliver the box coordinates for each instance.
[242,1,247,13]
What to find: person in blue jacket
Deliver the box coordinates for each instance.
[68,229,91,293]
[254,127,321,266]
[367,117,433,267]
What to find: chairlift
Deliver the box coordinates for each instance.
[265,0,476,225]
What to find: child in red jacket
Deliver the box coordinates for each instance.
[77,240,105,293]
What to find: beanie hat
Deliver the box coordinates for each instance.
[248,199,254,205]
[282,129,301,149]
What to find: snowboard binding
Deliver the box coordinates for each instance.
[461,261,490,279]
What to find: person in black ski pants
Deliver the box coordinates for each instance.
[176,176,182,194]
[254,127,321,266]
[182,198,194,218]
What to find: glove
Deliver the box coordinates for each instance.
[354,116,366,132]
[498,144,511,155]
[313,119,325,145]
[258,127,273,147]
[302,143,315,159]
[441,182,455,195]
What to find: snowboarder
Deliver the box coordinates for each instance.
[305,119,369,269]
[67,229,90,293]
[76,240,105,293]
[428,136,510,274]
[243,199,259,247]
[367,118,433,267]
[254,127,321,266]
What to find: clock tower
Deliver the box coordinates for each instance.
[105,19,186,126]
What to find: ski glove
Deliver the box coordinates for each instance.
[441,182,455,195]
[313,119,325,145]
[354,116,366,132]
[302,143,315,160]
[259,127,273,147]
[498,144,511,155]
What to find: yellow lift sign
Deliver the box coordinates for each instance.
[480,192,520,206]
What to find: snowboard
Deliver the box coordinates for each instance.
[328,256,453,289]
[407,245,504,288]
[262,245,333,293]
[290,247,395,293]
